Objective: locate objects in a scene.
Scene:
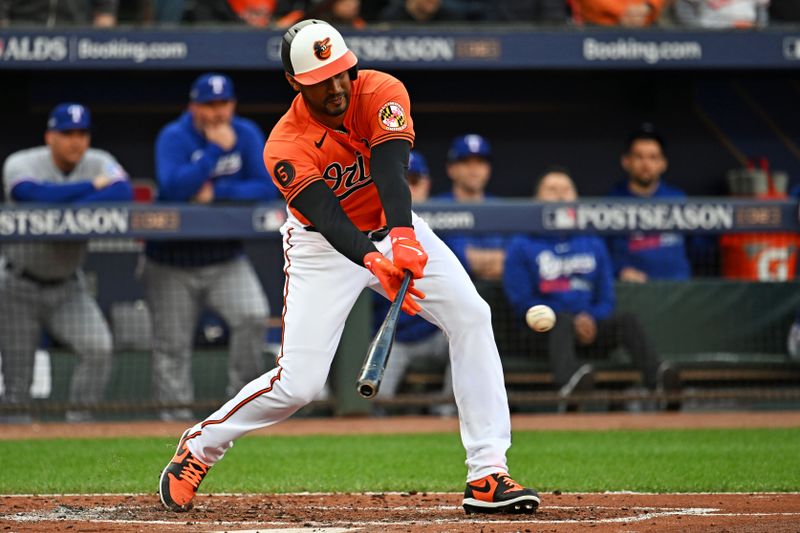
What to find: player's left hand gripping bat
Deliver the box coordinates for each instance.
[356,270,413,399]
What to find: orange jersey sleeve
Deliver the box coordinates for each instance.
[263,102,325,205]
[351,70,415,149]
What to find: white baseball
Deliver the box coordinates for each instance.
[526,305,556,332]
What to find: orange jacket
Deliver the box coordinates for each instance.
[571,0,666,26]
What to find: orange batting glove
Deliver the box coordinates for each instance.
[364,251,426,316]
[389,227,428,279]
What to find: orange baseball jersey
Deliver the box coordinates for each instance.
[264,69,415,231]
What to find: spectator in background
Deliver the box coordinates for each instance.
[569,0,666,26]
[227,0,277,25]
[181,0,243,23]
[144,73,277,421]
[407,150,432,202]
[606,124,691,282]
[380,0,463,22]
[374,150,455,416]
[435,134,509,281]
[770,0,800,23]
[493,0,569,23]
[277,0,365,27]
[0,103,133,423]
[670,0,769,28]
[153,0,272,24]
[504,168,679,411]
[0,0,118,26]
[152,0,185,23]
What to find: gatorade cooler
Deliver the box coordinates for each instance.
[720,233,800,281]
[722,157,796,281]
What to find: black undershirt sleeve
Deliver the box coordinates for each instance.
[290,180,377,266]
[370,139,412,228]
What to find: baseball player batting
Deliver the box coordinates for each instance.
[159,19,540,515]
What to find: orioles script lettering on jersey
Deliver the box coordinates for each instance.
[323,152,372,200]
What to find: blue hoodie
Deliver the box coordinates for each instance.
[146,112,278,266]
[606,180,691,280]
[503,234,615,323]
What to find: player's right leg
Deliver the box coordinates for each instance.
[158,223,371,511]
[385,213,540,514]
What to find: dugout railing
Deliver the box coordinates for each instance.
[1,199,800,419]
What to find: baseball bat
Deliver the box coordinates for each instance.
[356,270,413,399]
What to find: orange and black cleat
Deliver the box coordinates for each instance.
[158,430,211,512]
[462,472,540,514]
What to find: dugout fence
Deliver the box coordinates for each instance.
[1,199,799,421]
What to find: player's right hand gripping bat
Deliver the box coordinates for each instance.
[356,270,413,399]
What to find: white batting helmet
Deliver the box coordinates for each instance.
[280,19,358,85]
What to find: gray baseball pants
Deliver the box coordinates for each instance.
[0,270,112,408]
[142,256,269,417]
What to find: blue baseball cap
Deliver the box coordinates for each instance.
[190,73,235,103]
[448,134,491,162]
[408,150,429,176]
[47,103,90,131]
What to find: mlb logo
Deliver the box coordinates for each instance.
[544,206,576,230]
[783,38,800,60]
[252,208,286,232]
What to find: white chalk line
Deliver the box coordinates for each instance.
[3,502,800,528]
[3,491,800,497]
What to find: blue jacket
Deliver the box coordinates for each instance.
[146,112,277,266]
[503,234,615,323]
[605,180,691,280]
[433,191,511,275]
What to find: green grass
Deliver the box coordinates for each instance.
[1,428,798,494]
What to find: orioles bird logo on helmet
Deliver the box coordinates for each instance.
[313,37,332,60]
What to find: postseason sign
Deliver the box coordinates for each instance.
[542,200,798,235]
[0,201,796,240]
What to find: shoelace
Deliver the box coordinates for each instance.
[180,457,209,489]
[497,473,524,492]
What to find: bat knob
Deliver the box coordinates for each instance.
[358,383,377,399]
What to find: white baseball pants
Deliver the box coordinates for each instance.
[184,212,511,482]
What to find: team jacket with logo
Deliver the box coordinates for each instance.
[147,112,277,266]
[606,180,691,280]
[263,69,415,232]
[503,234,615,324]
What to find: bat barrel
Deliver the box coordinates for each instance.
[355,271,413,400]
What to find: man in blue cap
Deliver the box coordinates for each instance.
[143,72,278,421]
[436,134,510,281]
[407,149,432,203]
[0,102,133,423]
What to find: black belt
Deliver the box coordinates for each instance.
[304,225,390,242]
[4,262,75,287]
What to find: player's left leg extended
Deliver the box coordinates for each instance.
[159,224,373,511]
